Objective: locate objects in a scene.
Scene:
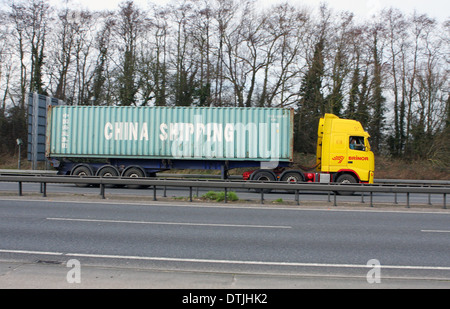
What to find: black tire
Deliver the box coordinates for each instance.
[252,171,276,193]
[97,166,120,188]
[122,167,147,189]
[335,174,357,196]
[280,172,304,193]
[72,165,92,187]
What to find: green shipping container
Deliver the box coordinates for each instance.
[46,106,294,162]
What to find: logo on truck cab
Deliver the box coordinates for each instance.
[348,155,369,161]
[332,156,345,164]
[332,155,369,164]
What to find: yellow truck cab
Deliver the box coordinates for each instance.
[317,113,375,184]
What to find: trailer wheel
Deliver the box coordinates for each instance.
[280,172,304,193]
[72,165,92,187]
[97,166,120,188]
[335,174,356,196]
[252,170,275,193]
[122,167,147,189]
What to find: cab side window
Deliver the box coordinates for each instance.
[349,136,365,151]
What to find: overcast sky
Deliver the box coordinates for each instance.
[45,0,448,22]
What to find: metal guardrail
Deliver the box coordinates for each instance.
[0,174,448,209]
[158,173,450,185]
[0,169,58,175]
[375,179,450,185]
[1,169,449,185]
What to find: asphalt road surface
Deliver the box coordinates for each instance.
[0,191,449,289]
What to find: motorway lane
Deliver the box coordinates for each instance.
[0,196,449,288]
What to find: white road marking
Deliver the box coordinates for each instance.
[0,249,449,271]
[0,249,64,256]
[421,230,450,233]
[46,217,292,229]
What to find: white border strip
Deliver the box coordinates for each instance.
[46,217,291,229]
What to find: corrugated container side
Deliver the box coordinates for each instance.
[47,106,293,162]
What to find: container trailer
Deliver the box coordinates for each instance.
[46,106,374,188]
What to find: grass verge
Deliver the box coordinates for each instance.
[202,191,239,202]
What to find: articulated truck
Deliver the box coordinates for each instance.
[46,106,374,187]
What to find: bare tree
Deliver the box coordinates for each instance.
[380,8,409,155]
[9,1,29,110]
[115,0,146,106]
[89,14,114,106]
[147,5,170,106]
[50,7,76,101]
[190,1,214,106]
[325,11,354,116]
[404,12,429,152]
[367,21,386,153]
[25,0,51,95]
[211,0,237,106]
[258,3,309,107]
[0,9,15,114]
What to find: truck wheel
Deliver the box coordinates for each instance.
[335,174,356,196]
[252,171,275,193]
[281,172,304,193]
[72,165,92,187]
[97,166,120,188]
[122,167,147,189]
